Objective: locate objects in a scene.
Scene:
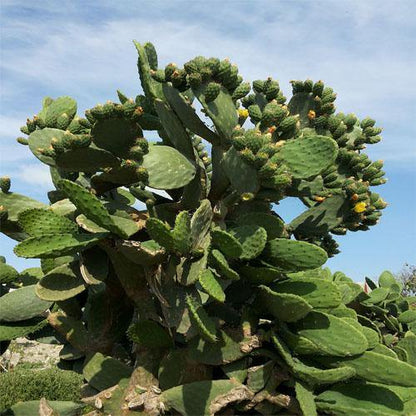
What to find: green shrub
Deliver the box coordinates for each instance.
[0,367,83,411]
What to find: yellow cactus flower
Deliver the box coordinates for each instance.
[314,196,326,202]
[353,202,367,213]
[307,110,316,120]
[241,193,254,201]
[238,108,249,118]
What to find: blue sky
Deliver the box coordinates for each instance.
[1,0,415,281]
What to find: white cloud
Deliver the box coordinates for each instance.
[15,165,53,188]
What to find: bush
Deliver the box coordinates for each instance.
[0,367,83,411]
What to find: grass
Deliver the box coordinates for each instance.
[0,366,83,411]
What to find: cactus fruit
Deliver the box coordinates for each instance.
[0,41,409,416]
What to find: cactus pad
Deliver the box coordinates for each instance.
[142,145,196,189]
[263,238,328,271]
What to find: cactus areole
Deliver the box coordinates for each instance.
[1,42,415,416]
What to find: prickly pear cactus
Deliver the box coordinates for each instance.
[1,41,414,416]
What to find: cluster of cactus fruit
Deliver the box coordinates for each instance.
[0,41,415,416]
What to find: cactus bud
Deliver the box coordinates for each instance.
[0,176,11,193]
[248,104,262,122]
[204,82,221,103]
[150,69,166,83]
[252,80,265,93]
[303,79,313,92]
[360,117,376,129]
[232,82,251,100]
[135,166,149,183]
[290,80,304,94]
[164,63,177,81]
[312,80,325,97]
[16,137,29,145]
[187,72,202,89]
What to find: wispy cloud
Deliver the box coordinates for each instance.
[12,164,53,189]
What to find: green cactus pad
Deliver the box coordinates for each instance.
[198,269,226,303]
[172,211,192,254]
[0,262,19,283]
[185,292,218,342]
[247,360,274,393]
[178,234,210,286]
[190,199,213,249]
[263,238,328,272]
[315,383,405,416]
[235,212,284,240]
[0,285,52,322]
[229,225,267,260]
[0,191,47,222]
[18,208,78,237]
[55,146,119,172]
[154,99,195,160]
[278,135,338,179]
[257,285,313,322]
[158,349,212,390]
[8,400,84,416]
[133,40,163,105]
[209,249,240,281]
[75,214,108,233]
[146,217,175,251]
[222,146,259,194]
[36,263,85,301]
[142,144,196,189]
[58,179,116,231]
[14,233,106,258]
[316,383,407,416]
[378,270,399,288]
[188,328,250,365]
[117,240,166,267]
[295,381,318,416]
[291,311,369,356]
[161,379,248,416]
[336,281,365,305]
[0,317,47,342]
[162,83,221,144]
[28,128,65,166]
[271,277,342,308]
[210,229,243,259]
[41,255,77,274]
[273,334,356,386]
[221,358,249,383]
[43,96,77,127]
[289,195,348,237]
[288,92,317,128]
[83,352,133,391]
[127,320,172,348]
[47,312,89,352]
[397,332,416,366]
[238,264,283,284]
[322,350,416,387]
[195,85,239,141]
[91,117,141,158]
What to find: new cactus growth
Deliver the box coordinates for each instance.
[1,41,413,416]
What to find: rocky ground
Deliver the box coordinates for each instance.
[1,338,63,371]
